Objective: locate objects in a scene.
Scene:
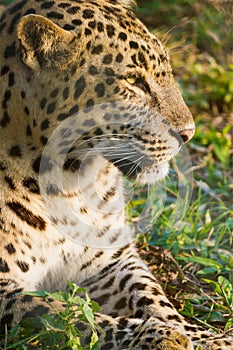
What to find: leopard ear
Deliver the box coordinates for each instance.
[17,14,77,73]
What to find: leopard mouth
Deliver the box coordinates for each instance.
[100,136,178,184]
[108,157,170,184]
[94,118,182,183]
[107,156,143,179]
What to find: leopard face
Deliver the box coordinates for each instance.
[0,0,194,186]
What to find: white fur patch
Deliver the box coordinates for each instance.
[120,0,136,7]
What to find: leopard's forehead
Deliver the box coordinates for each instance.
[1,0,157,42]
[0,0,169,78]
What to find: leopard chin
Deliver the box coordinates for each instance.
[136,162,170,184]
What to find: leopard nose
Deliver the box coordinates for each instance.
[178,128,195,143]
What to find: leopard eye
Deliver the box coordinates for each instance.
[125,74,150,94]
[126,75,138,85]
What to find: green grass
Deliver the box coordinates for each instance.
[141,173,233,329]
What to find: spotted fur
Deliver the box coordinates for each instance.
[0,0,232,349]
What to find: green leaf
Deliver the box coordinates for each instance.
[208,311,226,323]
[21,290,49,298]
[40,316,65,332]
[82,303,95,329]
[202,278,222,296]
[48,291,70,303]
[197,267,218,275]
[181,256,223,269]
[67,281,86,295]
[90,300,101,313]
[90,331,99,349]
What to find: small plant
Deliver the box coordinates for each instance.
[180,276,233,332]
[3,282,100,350]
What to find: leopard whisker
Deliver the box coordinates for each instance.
[125,154,146,178]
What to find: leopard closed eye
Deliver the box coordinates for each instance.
[0,0,232,349]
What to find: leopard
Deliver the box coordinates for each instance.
[0,0,232,349]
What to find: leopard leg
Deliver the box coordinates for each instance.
[83,245,233,349]
[93,315,193,350]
